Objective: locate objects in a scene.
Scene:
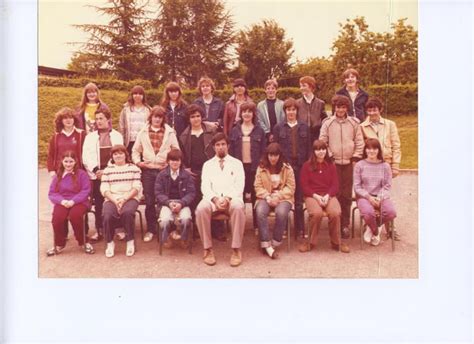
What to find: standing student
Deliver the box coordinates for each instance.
[47,151,94,256]
[195,133,246,267]
[254,143,295,258]
[82,108,124,242]
[223,78,253,135]
[335,68,369,122]
[75,82,110,133]
[47,107,86,176]
[272,97,310,238]
[360,97,402,178]
[119,85,151,155]
[101,145,142,257]
[299,140,350,253]
[160,81,188,137]
[132,105,180,243]
[229,101,266,230]
[193,77,225,131]
[155,149,196,249]
[179,104,225,240]
[319,95,364,239]
[256,79,285,142]
[354,138,397,246]
[296,76,327,144]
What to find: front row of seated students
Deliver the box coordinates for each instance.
[47,137,397,264]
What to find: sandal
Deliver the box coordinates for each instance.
[83,243,95,254]
[46,246,65,257]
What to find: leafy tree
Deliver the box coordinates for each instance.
[236,19,294,88]
[67,52,109,77]
[153,0,235,86]
[331,16,417,85]
[72,0,156,80]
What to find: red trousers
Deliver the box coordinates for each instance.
[51,204,88,247]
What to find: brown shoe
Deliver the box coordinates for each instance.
[230,249,242,267]
[203,249,216,266]
[331,242,350,253]
[298,242,314,253]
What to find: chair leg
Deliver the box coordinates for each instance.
[351,206,358,238]
[157,221,163,256]
[359,214,364,249]
[287,216,291,252]
[390,220,395,251]
[136,209,144,241]
[188,222,193,255]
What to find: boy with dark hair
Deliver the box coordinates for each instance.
[319,95,364,239]
[154,149,196,248]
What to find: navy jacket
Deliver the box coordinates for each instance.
[154,166,196,207]
[229,123,266,172]
[165,103,188,137]
[335,87,369,122]
[272,121,310,168]
[193,96,225,128]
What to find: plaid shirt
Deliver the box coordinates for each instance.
[148,127,164,154]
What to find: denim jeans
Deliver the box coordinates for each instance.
[255,199,292,248]
[142,168,160,234]
[159,205,192,241]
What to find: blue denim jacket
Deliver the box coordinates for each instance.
[165,103,188,137]
[193,96,225,126]
[272,121,310,168]
[229,123,266,172]
[154,167,196,207]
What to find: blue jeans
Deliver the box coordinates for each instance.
[159,205,192,241]
[255,200,292,248]
[142,168,160,234]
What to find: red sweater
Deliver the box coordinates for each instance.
[47,129,86,172]
[300,160,339,197]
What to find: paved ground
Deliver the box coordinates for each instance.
[38,169,418,278]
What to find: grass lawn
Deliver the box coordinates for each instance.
[38,86,418,169]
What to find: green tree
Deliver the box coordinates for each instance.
[153,0,235,86]
[72,0,156,80]
[236,19,294,88]
[67,52,109,77]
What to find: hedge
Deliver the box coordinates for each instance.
[39,77,152,91]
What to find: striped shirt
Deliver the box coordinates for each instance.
[353,159,392,200]
[100,163,143,202]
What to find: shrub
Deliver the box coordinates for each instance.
[38,77,152,91]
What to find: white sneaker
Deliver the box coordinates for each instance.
[126,240,135,257]
[143,232,154,242]
[371,230,381,246]
[105,242,115,258]
[363,227,372,243]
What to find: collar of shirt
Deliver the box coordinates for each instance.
[61,127,76,137]
[170,169,179,180]
[303,94,314,104]
[286,121,298,128]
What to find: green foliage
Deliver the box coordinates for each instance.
[331,16,417,85]
[38,77,152,91]
[236,19,294,88]
[153,0,235,86]
[386,114,418,169]
[72,0,157,81]
[367,84,418,115]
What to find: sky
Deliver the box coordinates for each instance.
[39,0,418,69]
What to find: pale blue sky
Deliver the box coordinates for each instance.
[39,0,417,69]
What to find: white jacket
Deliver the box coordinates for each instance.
[131,124,179,168]
[82,129,124,179]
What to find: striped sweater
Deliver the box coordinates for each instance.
[100,163,143,202]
